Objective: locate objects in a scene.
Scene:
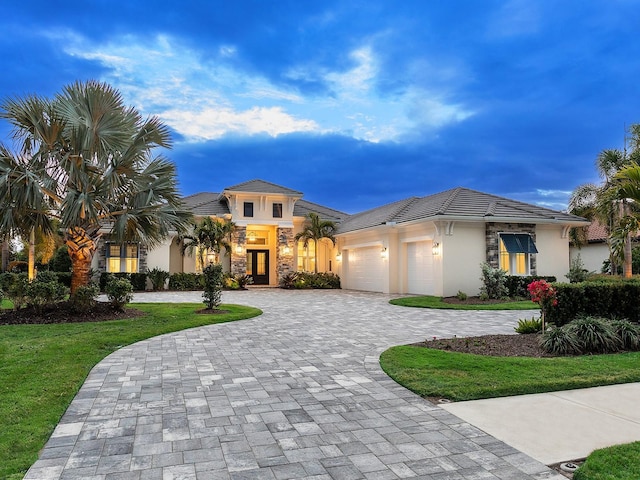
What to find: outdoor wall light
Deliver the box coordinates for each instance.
[381,247,388,259]
[282,245,291,255]
[432,242,441,256]
[336,252,342,261]
[235,245,243,255]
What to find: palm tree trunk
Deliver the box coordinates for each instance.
[65,227,97,293]
[314,241,318,273]
[28,228,36,281]
[1,236,9,272]
[624,231,633,278]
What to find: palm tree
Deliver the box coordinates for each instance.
[569,148,632,276]
[180,217,235,269]
[0,81,192,292]
[294,212,337,273]
[610,162,640,276]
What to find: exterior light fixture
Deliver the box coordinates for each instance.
[381,247,388,259]
[336,252,342,262]
[432,242,440,256]
[235,245,242,255]
[282,245,291,255]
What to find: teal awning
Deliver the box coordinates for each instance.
[500,233,538,254]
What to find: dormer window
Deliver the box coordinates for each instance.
[244,202,254,217]
[273,203,283,218]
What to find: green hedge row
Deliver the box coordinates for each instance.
[505,275,556,298]
[546,281,640,326]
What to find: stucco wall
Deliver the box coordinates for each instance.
[145,237,172,272]
[570,243,608,274]
[535,226,571,281]
[442,223,486,297]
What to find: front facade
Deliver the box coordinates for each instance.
[93,180,588,296]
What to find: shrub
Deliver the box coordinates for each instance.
[279,272,299,289]
[71,284,100,313]
[504,275,557,298]
[49,245,72,272]
[202,263,224,310]
[0,272,29,310]
[566,255,590,283]
[25,279,69,314]
[0,287,4,306]
[129,273,148,291]
[148,268,170,291]
[235,274,254,290]
[456,291,468,301]
[223,273,240,290]
[279,272,341,289]
[611,319,640,351]
[515,317,543,334]
[539,326,583,355]
[34,270,59,284]
[105,277,133,311]
[55,272,72,288]
[168,273,203,291]
[479,262,508,299]
[99,272,131,291]
[568,316,622,354]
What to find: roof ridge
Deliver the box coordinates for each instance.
[224,178,303,195]
[388,197,421,222]
[296,198,348,216]
[436,187,462,215]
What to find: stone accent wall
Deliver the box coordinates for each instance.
[485,222,537,274]
[276,227,295,282]
[94,237,148,273]
[231,226,247,276]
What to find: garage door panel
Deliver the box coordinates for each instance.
[346,246,384,292]
[407,241,434,295]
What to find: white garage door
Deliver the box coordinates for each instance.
[407,241,434,295]
[346,246,384,292]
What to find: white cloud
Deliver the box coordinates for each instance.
[57,33,474,144]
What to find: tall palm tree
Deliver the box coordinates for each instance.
[0,81,192,292]
[294,212,337,273]
[611,162,640,276]
[180,217,235,268]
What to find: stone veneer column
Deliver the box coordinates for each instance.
[276,227,295,283]
[485,222,537,274]
[231,226,247,276]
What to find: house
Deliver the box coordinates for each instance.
[569,221,610,273]
[93,180,588,296]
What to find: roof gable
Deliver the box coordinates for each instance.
[224,179,303,196]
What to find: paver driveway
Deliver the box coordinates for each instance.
[25,289,562,480]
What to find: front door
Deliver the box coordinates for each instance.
[247,249,269,285]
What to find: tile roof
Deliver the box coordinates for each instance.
[337,187,588,233]
[181,192,229,217]
[224,179,303,196]
[293,199,348,223]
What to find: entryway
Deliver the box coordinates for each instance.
[246,249,269,285]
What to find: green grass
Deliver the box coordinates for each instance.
[380,345,640,401]
[574,441,640,480]
[389,295,537,310]
[0,303,261,480]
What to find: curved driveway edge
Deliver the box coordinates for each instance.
[25,289,562,479]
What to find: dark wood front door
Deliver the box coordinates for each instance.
[247,249,269,285]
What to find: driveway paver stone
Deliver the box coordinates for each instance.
[25,289,563,480]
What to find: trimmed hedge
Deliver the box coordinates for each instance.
[505,275,556,298]
[168,272,204,291]
[546,281,640,326]
[99,272,147,291]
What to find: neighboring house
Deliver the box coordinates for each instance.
[93,179,588,296]
[569,221,610,273]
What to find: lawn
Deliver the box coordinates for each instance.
[379,345,640,401]
[389,295,537,310]
[574,441,640,480]
[0,302,261,480]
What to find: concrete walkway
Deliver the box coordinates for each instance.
[26,289,565,480]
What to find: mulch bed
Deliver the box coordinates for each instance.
[412,334,553,357]
[0,301,147,325]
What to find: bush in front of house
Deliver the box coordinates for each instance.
[514,317,543,334]
[147,268,170,291]
[25,273,69,314]
[168,272,204,291]
[105,277,134,311]
[202,263,224,310]
[505,275,556,298]
[129,273,147,291]
[479,263,508,299]
[279,272,341,289]
[0,272,29,310]
[545,280,640,326]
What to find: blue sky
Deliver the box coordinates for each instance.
[2,1,639,214]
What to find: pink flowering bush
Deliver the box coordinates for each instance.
[527,279,558,331]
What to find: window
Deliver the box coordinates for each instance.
[244,202,254,217]
[273,203,283,218]
[297,239,315,272]
[499,233,537,275]
[106,243,139,273]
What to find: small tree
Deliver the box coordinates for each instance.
[105,277,134,311]
[479,262,508,299]
[202,263,224,310]
[294,213,337,273]
[527,279,557,333]
[566,254,590,283]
